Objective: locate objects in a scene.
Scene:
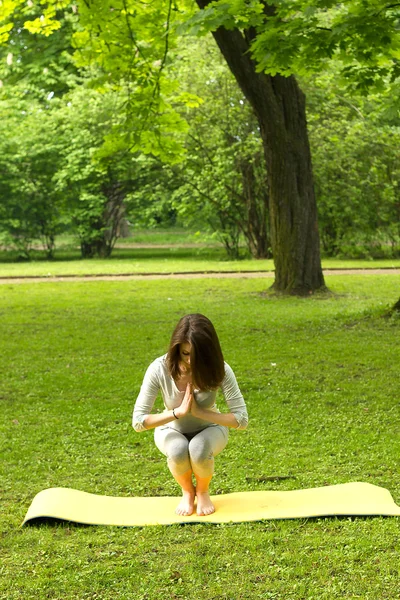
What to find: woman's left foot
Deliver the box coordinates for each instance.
[196,491,215,516]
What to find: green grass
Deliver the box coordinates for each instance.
[1,274,400,599]
[0,244,399,278]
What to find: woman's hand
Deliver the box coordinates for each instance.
[190,396,200,418]
[174,382,193,418]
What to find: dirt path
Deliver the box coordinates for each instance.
[0,269,399,285]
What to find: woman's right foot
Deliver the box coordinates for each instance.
[175,489,195,516]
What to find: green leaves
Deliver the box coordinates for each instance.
[23,13,62,36]
[0,0,399,264]
[304,68,400,258]
[181,0,400,93]
[175,91,204,108]
[0,20,13,43]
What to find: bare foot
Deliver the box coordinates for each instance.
[196,491,215,516]
[175,489,195,516]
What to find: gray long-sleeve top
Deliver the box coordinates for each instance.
[132,355,248,433]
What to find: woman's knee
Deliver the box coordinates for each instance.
[165,435,190,465]
[188,437,213,464]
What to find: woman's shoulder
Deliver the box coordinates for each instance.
[148,354,167,369]
[141,355,167,384]
[222,361,237,382]
[223,360,234,373]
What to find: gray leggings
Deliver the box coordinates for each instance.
[154,425,229,478]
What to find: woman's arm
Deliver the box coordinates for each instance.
[190,363,248,429]
[220,363,248,430]
[141,410,177,430]
[142,383,193,430]
[132,361,162,432]
[190,402,240,428]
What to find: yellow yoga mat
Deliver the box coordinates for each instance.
[22,482,400,527]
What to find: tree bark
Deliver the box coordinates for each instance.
[195,0,326,294]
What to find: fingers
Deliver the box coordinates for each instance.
[184,382,193,401]
[176,382,194,418]
[184,381,191,400]
[186,390,193,407]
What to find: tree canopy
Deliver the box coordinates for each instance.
[2,0,399,158]
[0,1,399,295]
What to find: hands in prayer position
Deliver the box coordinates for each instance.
[174,382,194,419]
[175,382,203,420]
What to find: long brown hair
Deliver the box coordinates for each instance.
[166,314,225,390]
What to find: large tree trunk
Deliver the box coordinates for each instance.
[196,1,326,294]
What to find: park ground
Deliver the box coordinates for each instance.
[0,244,399,599]
[0,237,400,279]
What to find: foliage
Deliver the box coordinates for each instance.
[314,123,400,258]
[183,0,400,93]
[169,37,270,259]
[1,274,400,598]
[0,2,79,101]
[3,0,399,156]
[0,0,200,257]
[124,40,400,261]
[0,84,138,259]
[1,0,400,264]
[53,86,138,258]
[0,97,66,258]
[0,0,191,162]
[125,37,271,260]
[304,70,400,258]
[123,155,180,230]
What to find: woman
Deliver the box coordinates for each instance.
[132,313,248,517]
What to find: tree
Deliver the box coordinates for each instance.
[0,97,66,258]
[0,3,79,101]
[0,83,140,259]
[124,37,272,260]
[186,0,400,292]
[186,1,323,293]
[2,0,400,291]
[54,87,138,258]
[170,37,270,259]
[303,70,400,257]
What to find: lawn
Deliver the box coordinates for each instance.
[0,244,400,278]
[1,274,399,599]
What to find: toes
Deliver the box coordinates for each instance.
[197,506,215,516]
[176,504,193,516]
